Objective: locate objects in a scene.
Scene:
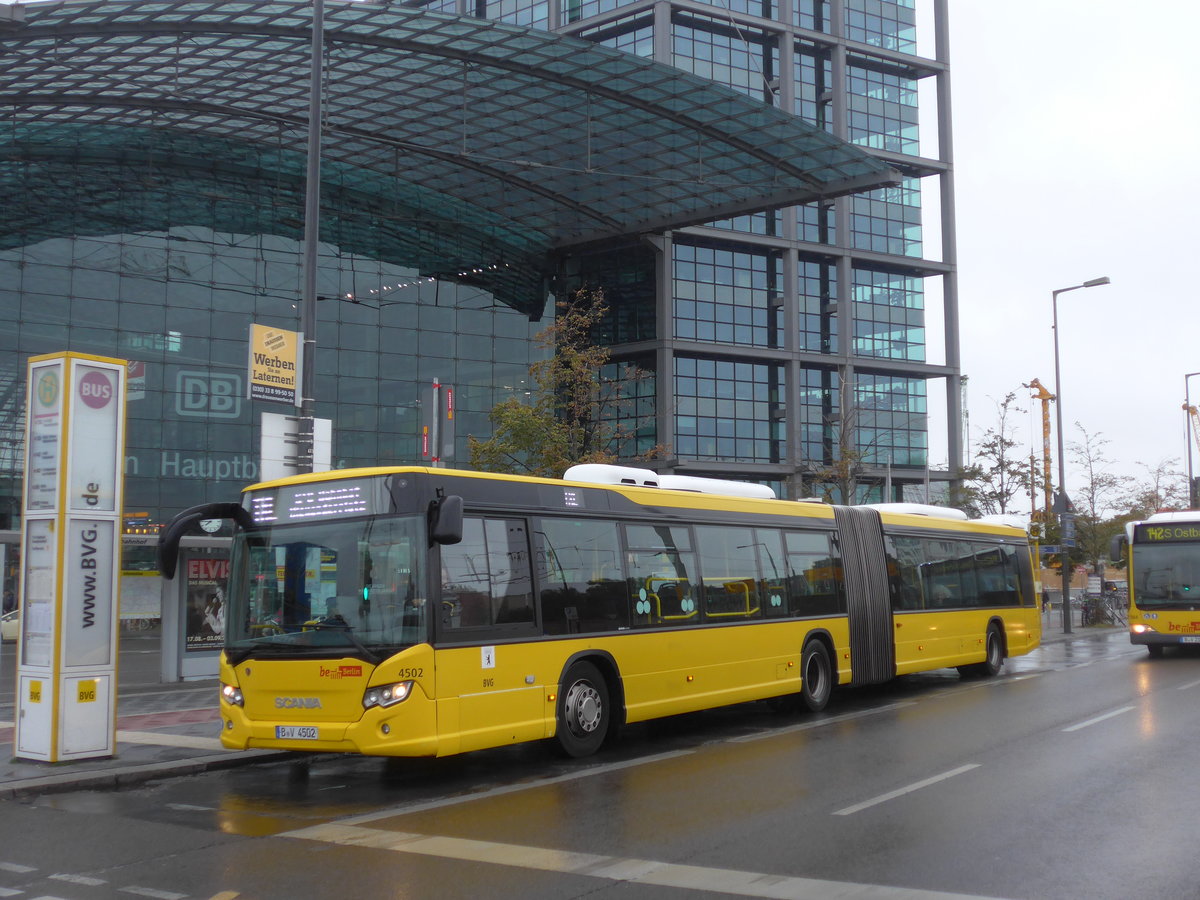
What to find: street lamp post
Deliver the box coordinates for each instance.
[1052,276,1111,633]
[1186,372,1200,509]
[299,0,325,473]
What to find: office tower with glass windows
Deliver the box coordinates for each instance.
[478,0,959,500]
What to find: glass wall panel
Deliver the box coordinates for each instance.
[674,356,784,462]
[845,0,917,54]
[0,230,543,531]
[846,65,919,154]
[851,266,924,361]
[673,242,781,348]
[672,13,778,102]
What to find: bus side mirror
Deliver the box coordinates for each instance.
[1110,533,1127,562]
[429,494,463,545]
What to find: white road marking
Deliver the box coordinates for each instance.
[284,823,1011,900]
[730,701,918,743]
[120,887,189,900]
[1177,677,1200,691]
[0,864,35,874]
[833,765,982,816]
[49,875,105,887]
[117,731,224,751]
[1061,706,1135,732]
[0,887,24,897]
[337,748,696,826]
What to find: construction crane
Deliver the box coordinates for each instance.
[1185,403,1200,460]
[1025,379,1055,520]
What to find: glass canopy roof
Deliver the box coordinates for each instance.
[0,0,898,316]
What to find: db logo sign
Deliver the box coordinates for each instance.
[79,371,114,409]
[176,371,242,419]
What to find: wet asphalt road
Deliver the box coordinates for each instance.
[3,630,1197,899]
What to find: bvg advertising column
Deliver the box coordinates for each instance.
[16,352,126,761]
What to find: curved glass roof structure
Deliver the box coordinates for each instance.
[0,0,898,316]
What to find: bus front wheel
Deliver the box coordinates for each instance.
[556,661,610,758]
[800,640,833,712]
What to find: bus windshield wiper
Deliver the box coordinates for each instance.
[294,621,383,663]
[226,625,383,665]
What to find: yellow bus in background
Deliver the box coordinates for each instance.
[1114,512,1200,657]
[158,464,1040,759]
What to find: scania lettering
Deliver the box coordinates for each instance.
[275,697,323,709]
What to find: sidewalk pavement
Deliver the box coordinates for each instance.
[0,679,293,801]
[1,617,1126,801]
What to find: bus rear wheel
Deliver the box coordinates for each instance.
[556,661,610,758]
[800,640,833,712]
[959,625,1003,678]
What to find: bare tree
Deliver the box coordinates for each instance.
[805,375,876,504]
[965,391,1030,515]
[1068,424,1128,575]
[1122,457,1188,518]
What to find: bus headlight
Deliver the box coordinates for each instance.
[1132,623,1154,634]
[363,681,413,709]
[221,683,244,707]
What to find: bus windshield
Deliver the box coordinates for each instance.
[1133,543,1200,608]
[225,515,427,662]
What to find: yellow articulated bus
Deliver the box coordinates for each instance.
[1113,511,1200,657]
[158,464,1040,759]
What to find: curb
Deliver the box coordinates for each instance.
[0,749,296,801]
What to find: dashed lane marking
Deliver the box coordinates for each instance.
[1062,706,1135,733]
[833,764,982,816]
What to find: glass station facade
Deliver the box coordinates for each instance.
[0,0,956,542]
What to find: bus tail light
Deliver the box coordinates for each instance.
[363,681,413,709]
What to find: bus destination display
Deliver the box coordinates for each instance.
[250,478,378,524]
[1134,522,1200,544]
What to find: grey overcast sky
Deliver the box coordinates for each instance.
[947,2,1200,504]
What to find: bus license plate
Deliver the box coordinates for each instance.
[1180,636,1200,644]
[276,726,319,740]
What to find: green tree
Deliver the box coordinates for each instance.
[469,287,660,477]
[965,391,1031,515]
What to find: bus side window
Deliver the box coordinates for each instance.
[440,518,490,628]
[625,524,698,627]
[439,517,534,629]
[784,530,843,617]
[534,518,629,635]
[696,525,761,620]
[885,535,924,610]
